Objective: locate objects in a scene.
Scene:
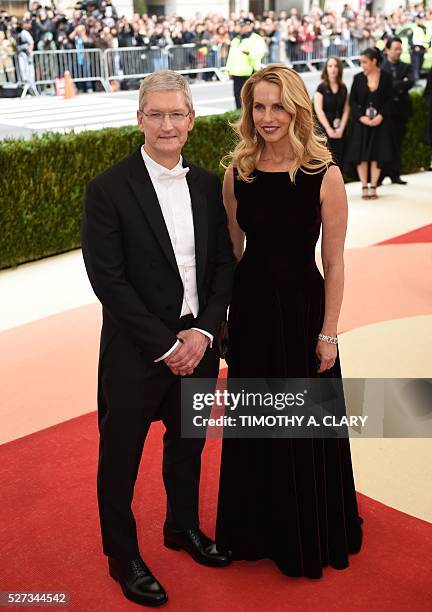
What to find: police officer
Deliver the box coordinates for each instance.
[380,36,415,185]
[226,18,266,109]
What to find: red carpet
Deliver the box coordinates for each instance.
[1,411,431,611]
[375,224,432,245]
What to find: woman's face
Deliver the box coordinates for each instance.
[360,55,377,74]
[326,58,339,80]
[252,81,292,144]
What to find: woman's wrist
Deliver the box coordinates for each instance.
[320,324,338,336]
[320,327,338,339]
[318,332,338,344]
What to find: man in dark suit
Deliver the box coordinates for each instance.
[380,36,415,185]
[81,70,235,607]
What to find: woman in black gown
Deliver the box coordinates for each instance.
[345,47,394,200]
[215,64,363,579]
[314,56,349,166]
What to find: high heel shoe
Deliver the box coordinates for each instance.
[369,184,378,199]
[361,185,370,200]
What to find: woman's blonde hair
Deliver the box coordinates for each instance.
[224,64,332,183]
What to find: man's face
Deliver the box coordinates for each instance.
[388,40,402,61]
[137,90,194,163]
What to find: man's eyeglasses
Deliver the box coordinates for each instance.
[139,110,191,124]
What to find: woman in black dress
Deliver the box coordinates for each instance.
[345,47,394,199]
[314,56,349,166]
[216,64,363,579]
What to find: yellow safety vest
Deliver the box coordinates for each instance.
[226,32,266,77]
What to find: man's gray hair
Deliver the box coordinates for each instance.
[138,70,193,112]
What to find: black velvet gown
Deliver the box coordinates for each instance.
[215,166,363,579]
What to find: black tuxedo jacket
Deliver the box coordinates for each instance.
[81,146,236,364]
[381,59,414,119]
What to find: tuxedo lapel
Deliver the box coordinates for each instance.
[127,147,179,275]
[185,161,208,292]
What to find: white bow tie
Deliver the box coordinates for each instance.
[158,166,190,181]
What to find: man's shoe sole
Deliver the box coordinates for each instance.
[164,537,232,567]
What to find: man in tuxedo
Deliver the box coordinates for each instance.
[81,70,235,607]
[380,37,415,185]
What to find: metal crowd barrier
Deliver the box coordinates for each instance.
[33,48,110,92]
[0,51,39,96]
[285,38,365,72]
[0,48,109,96]
[104,43,227,84]
[0,51,18,83]
[2,39,367,97]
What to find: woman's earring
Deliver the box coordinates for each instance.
[252,129,257,143]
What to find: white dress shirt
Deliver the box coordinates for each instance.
[141,147,213,361]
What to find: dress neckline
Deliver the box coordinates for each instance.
[255,169,292,174]
[366,69,381,92]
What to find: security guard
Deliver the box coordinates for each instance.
[226,18,266,109]
[409,13,431,81]
[380,36,415,184]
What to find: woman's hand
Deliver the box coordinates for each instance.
[359,115,371,126]
[369,114,383,127]
[334,126,344,139]
[316,340,337,373]
[326,126,337,138]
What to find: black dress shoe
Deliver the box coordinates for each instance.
[164,527,231,567]
[391,177,408,184]
[108,556,167,607]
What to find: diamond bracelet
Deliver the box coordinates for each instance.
[317,333,338,345]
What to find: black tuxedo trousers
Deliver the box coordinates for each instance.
[98,314,220,560]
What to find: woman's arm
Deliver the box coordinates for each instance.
[316,164,348,373]
[223,165,245,262]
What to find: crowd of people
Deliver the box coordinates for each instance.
[0,1,431,86]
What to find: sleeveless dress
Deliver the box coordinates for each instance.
[316,82,347,166]
[215,166,363,579]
